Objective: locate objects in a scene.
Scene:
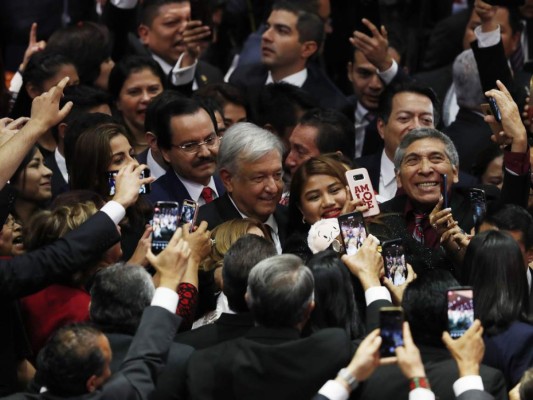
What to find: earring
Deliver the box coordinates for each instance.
[302,216,307,224]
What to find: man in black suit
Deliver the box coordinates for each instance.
[5,226,191,400]
[186,254,351,400]
[89,262,193,400]
[148,95,225,206]
[229,1,351,116]
[197,122,288,253]
[175,234,277,348]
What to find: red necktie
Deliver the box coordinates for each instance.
[201,187,215,204]
[413,213,426,245]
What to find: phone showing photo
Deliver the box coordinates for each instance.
[345,168,380,216]
[151,201,180,254]
[108,169,151,196]
[447,287,474,339]
[379,307,404,358]
[179,199,198,232]
[441,173,448,209]
[337,211,367,255]
[469,188,486,229]
[382,239,407,286]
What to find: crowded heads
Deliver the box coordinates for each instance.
[246,254,314,328]
[218,122,285,222]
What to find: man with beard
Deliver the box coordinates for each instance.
[149,95,225,206]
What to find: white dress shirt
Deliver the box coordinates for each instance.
[265,68,308,87]
[175,172,219,206]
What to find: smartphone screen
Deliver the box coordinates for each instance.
[469,188,486,229]
[441,173,448,209]
[382,239,407,286]
[108,169,151,196]
[151,201,180,254]
[380,307,404,357]
[179,199,198,231]
[337,211,367,255]
[447,287,474,339]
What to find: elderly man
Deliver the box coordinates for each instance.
[197,122,287,253]
[186,254,351,400]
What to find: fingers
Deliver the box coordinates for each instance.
[402,322,414,347]
[442,330,453,348]
[362,18,381,38]
[58,101,73,121]
[55,76,71,92]
[168,227,184,247]
[8,117,30,130]
[141,225,153,239]
[194,220,209,233]
[361,234,380,250]
[379,356,397,366]
[495,79,512,99]
[405,264,416,283]
[29,22,37,45]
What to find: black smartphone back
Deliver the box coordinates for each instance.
[337,211,367,255]
[152,201,180,254]
[379,307,404,357]
[441,173,448,209]
[354,0,382,37]
[469,188,486,229]
[447,287,474,339]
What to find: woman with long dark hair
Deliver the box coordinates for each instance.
[462,230,533,388]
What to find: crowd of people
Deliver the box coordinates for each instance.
[2,0,533,399]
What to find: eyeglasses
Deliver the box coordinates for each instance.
[172,133,220,154]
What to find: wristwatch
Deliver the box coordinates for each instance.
[337,368,358,391]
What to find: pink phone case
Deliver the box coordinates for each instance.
[345,168,380,217]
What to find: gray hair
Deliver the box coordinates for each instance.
[246,254,314,328]
[89,263,155,334]
[217,122,285,175]
[393,127,460,170]
[453,49,485,111]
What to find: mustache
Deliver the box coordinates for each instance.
[192,157,216,167]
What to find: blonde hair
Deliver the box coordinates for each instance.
[201,218,271,271]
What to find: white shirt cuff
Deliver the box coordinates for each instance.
[409,388,435,400]
[365,286,392,305]
[318,380,350,400]
[9,71,23,94]
[110,0,138,9]
[100,201,126,225]
[378,60,398,85]
[151,287,179,313]
[474,25,500,48]
[171,53,197,86]
[453,375,484,397]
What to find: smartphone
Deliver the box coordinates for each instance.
[190,0,213,42]
[346,168,380,217]
[337,211,367,256]
[354,0,382,37]
[469,188,487,229]
[151,201,180,254]
[441,173,448,209]
[379,307,404,358]
[382,239,407,286]
[108,169,151,196]
[179,199,198,232]
[487,97,502,123]
[447,287,474,339]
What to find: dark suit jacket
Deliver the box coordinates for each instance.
[354,345,507,400]
[43,152,68,200]
[443,108,494,173]
[149,171,225,206]
[347,95,383,157]
[106,331,194,400]
[229,63,352,118]
[174,312,254,350]
[0,211,120,396]
[186,326,351,400]
[197,193,289,246]
[5,306,181,400]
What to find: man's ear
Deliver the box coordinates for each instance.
[451,165,459,184]
[347,61,353,82]
[86,375,99,393]
[25,82,41,99]
[145,132,158,151]
[300,41,318,60]
[219,168,233,192]
[396,169,403,190]
[138,24,150,45]
[57,123,68,141]
[160,147,171,164]
[527,250,533,265]
[377,119,386,140]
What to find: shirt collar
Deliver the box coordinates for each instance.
[151,53,173,75]
[380,149,396,186]
[227,194,278,234]
[54,148,68,183]
[147,149,167,180]
[265,68,308,87]
[174,172,218,203]
[355,102,369,123]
